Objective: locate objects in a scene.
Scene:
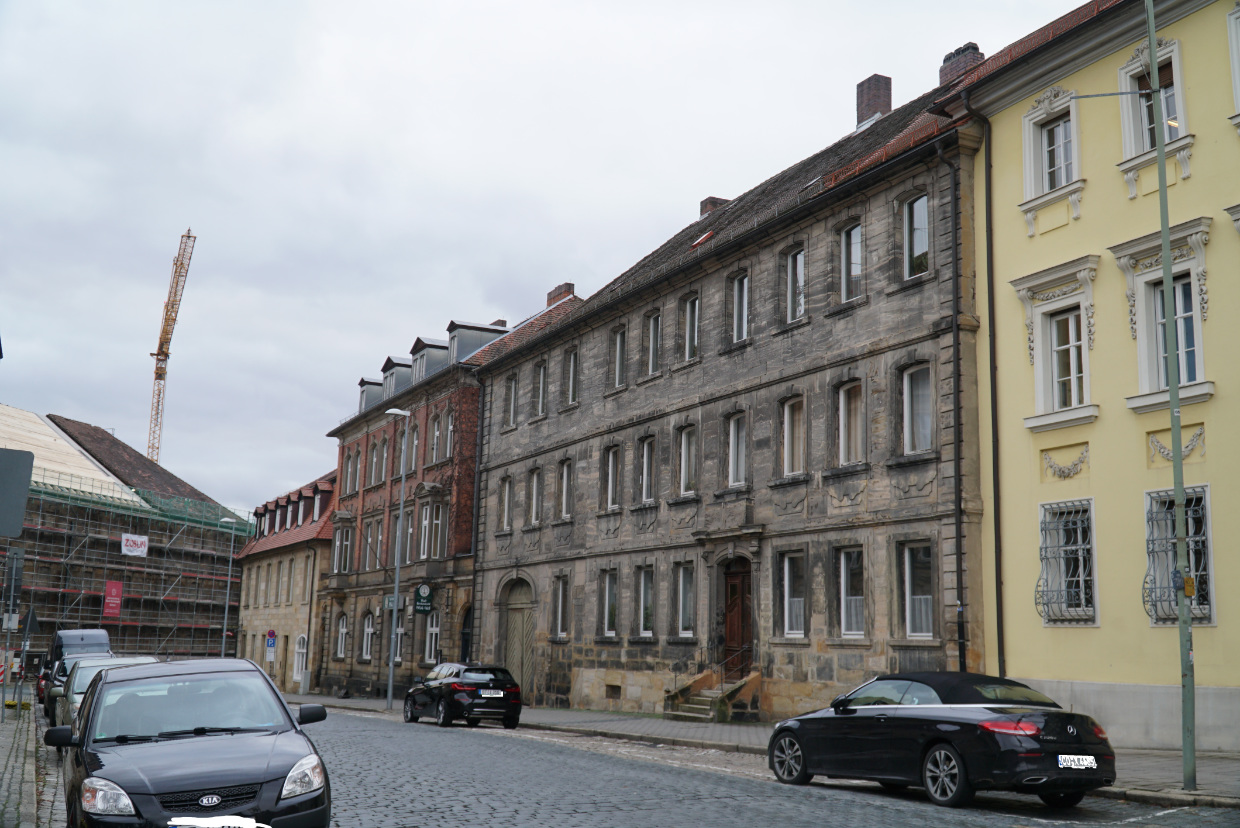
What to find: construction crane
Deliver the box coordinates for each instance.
[147,228,196,464]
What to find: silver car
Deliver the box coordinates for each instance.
[53,656,158,730]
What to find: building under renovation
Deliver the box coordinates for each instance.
[0,403,249,661]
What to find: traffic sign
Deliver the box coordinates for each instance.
[265,630,276,662]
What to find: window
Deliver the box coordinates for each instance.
[902,365,932,454]
[839,548,864,636]
[504,375,518,427]
[839,382,864,465]
[1155,277,1197,390]
[682,295,700,360]
[432,503,446,558]
[732,273,750,342]
[368,443,379,486]
[1137,60,1179,151]
[639,438,656,503]
[293,635,307,682]
[1117,39,1192,195]
[431,417,441,463]
[499,477,513,531]
[565,349,579,405]
[424,610,440,664]
[445,413,453,458]
[782,552,806,638]
[605,446,621,510]
[1035,502,1095,623]
[1020,86,1084,234]
[403,508,415,564]
[1042,115,1073,191]
[728,414,747,486]
[554,577,569,639]
[1144,487,1211,623]
[410,426,419,474]
[412,353,426,382]
[393,617,405,664]
[275,561,283,603]
[678,427,697,496]
[602,570,618,636]
[638,568,654,637]
[286,558,294,603]
[332,527,352,573]
[419,504,431,559]
[642,312,661,377]
[611,326,627,388]
[676,564,695,636]
[902,544,934,637]
[841,224,862,302]
[379,439,388,482]
[303,553,313,600]
[418,503,445,559]
[335,616,347,658]
[786,248,805,322]
[558,460,573,519]
[781,397,805,476]
[264,563,271,604]
[904,196,928,279]
[361,613,374,660]
[534,363,547,416]
[1231,5,1240,130]
[527,468,543,524]
[362,519,382,570]
[1051,308,1085,410]
[351,453,360,492]
[395,430,406,477]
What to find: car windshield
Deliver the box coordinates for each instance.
[462,668,514,682]
[92,672,289,741]
[67,643,111,655]
[71,660,152,694]
[971,683,1059,706]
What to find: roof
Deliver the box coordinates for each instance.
[237,471,337,559]
[358,377,381,387]
[381,355,412,372]
[877,672,1053,705]
[463,294,585,369]
[447,320,509,334]
[411,338,448,354]
[46,413,219,505]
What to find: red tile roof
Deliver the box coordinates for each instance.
[462,295,585,368]
[237,471,337,559]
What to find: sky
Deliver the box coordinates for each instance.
[0,0,1089,514]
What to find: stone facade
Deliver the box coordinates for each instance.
[474,98,985,719]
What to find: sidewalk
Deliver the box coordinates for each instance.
[285,692,1240,811]
[0,692,38,828]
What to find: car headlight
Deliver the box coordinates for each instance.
[82,777,135,815]
[280,754,325,799]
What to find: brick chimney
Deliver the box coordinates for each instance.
[856,74,892,127]
[940,42,984,85]
[546,283,575,307]
[700,196,730,217]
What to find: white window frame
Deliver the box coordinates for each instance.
[903,544,935,637]
[677,563,695,637]
[505,375,518,427]
[361,613,374,660]
[732,274,749,342]
[786,248,805,323]
[432,503,445,559]
[728,414,747,487]
[559,460,573,519]
[424,610,440,664]
[410,427,419,474]
[902,366,933,455]
[603,570,618,637]
[335,616,347,658]
[782,552,806,638]
[841,224,862,302]
[431,417,441,463]
[566,349,578,405]
[646,312,661,375]
[535,363,546,416]
[293,635,307,681]
[903,196,929,279]
[678,427,697,496]
[605,446,620,510]
[1019,86,1085,235]
[781,397,805,477]
[1229,4,1240,134]
[639,438,655,503]
[393,618,404,665]
[684,295,700,360]
[1117,38,1193,198]
[500,477,513,531]
[612,327,627,388]
[419,504,431,559]
[638,567,654,637]
[839,548,865,637]
[554,577,569,638]
[528,468,542,525]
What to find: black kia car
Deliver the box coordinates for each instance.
[44,658,330,827]
[767,671,1115,808]
[403,662,522,728]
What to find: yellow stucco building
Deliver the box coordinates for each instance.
[937,0,1240,748]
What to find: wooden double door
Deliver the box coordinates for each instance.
[722,559,752,681]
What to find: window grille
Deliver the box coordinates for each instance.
[1144,488,1211,623]
[1034,500,1095,622]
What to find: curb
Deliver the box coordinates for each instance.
[1090,785,1240,810]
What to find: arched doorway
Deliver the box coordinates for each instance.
[723,558,752,680]
[499,579,536,693]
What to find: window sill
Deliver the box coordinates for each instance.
[713,485,752,501]
[550,634,570,645]
[773,316,811,337]
[666,493,700,506]
[825,637,871,648]
[670,357,702,374]
[594,635,621,645]
[824,296,869,318]
[629,502,658,514]
[823,462,870,480]
[1126,381,1214,414]
[667,636,698,645]
[1117,134,1194,199]
[550,517,573,527]
[769,474,811,489]
[596,507,623,518]
[890,638,941,648]
[628,635,658,645]
[499,424,518,435]
[558,402,580,415]
[1018,179,1086,236]
[718,338,752,356]
[770,636,810,647]
[636,371,665,386]
[886,272,935,296]
[494,530,513,539]
[1023,404,1100,433]
[521,524,542,534]
[528,414,548,425]
[603,385,628,399]
[423,459,451,472]
[886,451,938,469]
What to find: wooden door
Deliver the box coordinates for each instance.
[723,560,752,681]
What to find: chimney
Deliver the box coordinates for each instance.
[856,74,892,127]
[940,42,984,86]
[700,196,730,217]
[490,319,507,328]
[546,283,575,307]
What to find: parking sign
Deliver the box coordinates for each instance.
[266,630,276,662]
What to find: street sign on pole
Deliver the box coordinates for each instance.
[266,630,276,663]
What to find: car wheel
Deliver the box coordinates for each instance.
[465,717,480,727]
[436,699,452,728]
[403,698,418,723]
[1038,791,1086,808]
[922,743,973,807]
[770,732,812,785]
[502,715,519,730]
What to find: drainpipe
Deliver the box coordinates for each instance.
[935,138,967,673]
[304,542,316,693]
[960,90,1005,678]
[468,376,487,662]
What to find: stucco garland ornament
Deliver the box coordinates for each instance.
[1043,445,1089,479]
[1149,425,1205,463]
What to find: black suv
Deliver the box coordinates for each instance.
[403,663,521,728]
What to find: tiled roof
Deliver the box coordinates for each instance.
[463,295,585,368]
[238,471,337,559]
[47,414,219,504]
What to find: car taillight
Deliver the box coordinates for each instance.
[449,683,471,692]
[1093,724,1108,739]
[979,720,1041,736]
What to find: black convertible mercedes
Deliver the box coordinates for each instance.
[767,671,1115,808]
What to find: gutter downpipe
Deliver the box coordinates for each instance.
[961,89,1005,678]
[304,541,316,693]
[935,138,967,673]
[467,375,487,662]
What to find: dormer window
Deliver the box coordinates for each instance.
[449,335,458,363]
[382,373,395,398]
[412,354,426,382]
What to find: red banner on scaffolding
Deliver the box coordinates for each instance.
[103,580,123,618]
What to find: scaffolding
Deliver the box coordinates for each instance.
[2,466,252,660]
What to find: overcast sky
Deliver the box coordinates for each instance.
[1,0,1086,513]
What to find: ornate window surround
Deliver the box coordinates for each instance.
[1116,38,1194,199]
[1011,255,1100,432]
[1107,216,1213,413]
[1228,4,1240,136]
[1020,86,1086,237]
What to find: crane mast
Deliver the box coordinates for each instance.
[147,228,196,464]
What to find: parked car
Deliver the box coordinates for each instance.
[43,658,330,828]
[403,663,521,728]
[41,629,112,710]
[767,671,1115,808]
[53,656,158,731]
[45,653,115,725]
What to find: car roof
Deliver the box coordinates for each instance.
[875,671,1041,704]
[98,658,262,684]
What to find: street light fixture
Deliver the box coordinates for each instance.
[220,517,238,658]
[385,408,412,710]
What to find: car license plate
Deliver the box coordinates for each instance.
[1058,754,1097,769]
[480,689,503,697]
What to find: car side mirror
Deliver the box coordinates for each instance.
[298,704,327,725]
[411,676,425,685]
[43,726,78,748]
[49,687,64,699]
[831,695,855,714]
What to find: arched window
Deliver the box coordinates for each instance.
[361,613,375,660]
[424,610,441,664]
[379,439,389,482]
[343,451,353,493]
[293,635,308,682]
[335,616,348,658]
[410,426,420,473]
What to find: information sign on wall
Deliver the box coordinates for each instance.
[103,580,123,618]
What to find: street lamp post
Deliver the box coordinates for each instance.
[386,408,412,711]
[220,517,238,658]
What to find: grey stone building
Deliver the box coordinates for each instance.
[473,68,986,721]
